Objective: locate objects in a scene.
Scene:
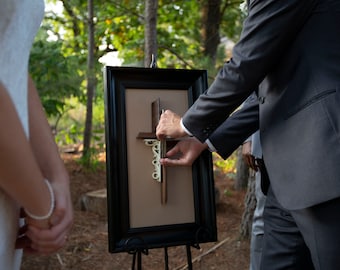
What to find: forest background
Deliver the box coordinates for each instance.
[31,0,254,234]
[31,0,246,162]
[24,1,258,268]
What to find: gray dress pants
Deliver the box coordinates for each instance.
[249,170,266,270]
[261,186,340,270]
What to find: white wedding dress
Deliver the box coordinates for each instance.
[0,0,44,268]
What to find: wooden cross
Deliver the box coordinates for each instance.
[137,98,167,204]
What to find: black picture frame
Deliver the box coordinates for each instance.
[104,66,217,253]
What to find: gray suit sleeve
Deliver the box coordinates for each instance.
[209,93,259,159]
[182,0,316,142]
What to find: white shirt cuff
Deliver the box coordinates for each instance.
[180,118,193,136]
[205,139,217,152]
[180,119,216,152]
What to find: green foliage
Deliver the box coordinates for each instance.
[220,1,247,42]
[56,123,83,146]
[78,147,102,171]
[156,1,202,69]
[29,29,84,118]
[213,152,237,178]
[52,96,105,150]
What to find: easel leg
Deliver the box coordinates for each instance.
[186,245,193,270]
[164,247,169,270]
[137,251,142,270]
[131,252,136,270]
[131,251,142,270]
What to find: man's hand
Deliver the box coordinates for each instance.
[160,137,208,166]
[242,141,257,171]
[156,110,187,140]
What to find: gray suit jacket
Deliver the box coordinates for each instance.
[182,0,340,210]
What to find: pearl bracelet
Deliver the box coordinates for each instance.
[25,179,55,220]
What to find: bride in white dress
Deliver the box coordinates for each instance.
[0,1,73,268]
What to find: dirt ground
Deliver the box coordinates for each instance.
[21,152,250,270]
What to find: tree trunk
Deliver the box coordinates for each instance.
[235,146,249,190]
[201,0,222,66]
[83,0,96,158]
[240,171,256,239]
[144,0,158,67]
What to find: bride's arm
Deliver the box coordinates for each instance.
[0,81,51,229]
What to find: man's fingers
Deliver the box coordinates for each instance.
[160,158,186,166]
[165,144,180,158]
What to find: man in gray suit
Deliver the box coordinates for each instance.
[156,1,340,269]
[242,131,266,270]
